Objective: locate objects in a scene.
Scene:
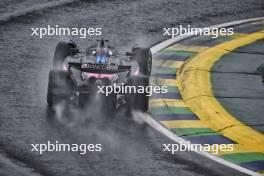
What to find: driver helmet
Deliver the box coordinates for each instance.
[95,46,108,64]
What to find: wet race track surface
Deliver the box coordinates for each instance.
[0,0,264,175]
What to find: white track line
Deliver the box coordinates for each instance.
[0,0,77,22]
[149,17,264,176]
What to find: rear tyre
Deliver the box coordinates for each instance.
[132,47,152,76]
[126,76,149,112]
[100,93,117,117]
[47,70,73,106]
[53,42,76,69]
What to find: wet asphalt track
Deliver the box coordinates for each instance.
[0,0,264,175]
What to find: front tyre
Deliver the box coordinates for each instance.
[132,47,152,76]
[126,76,149,112]
[102,93,117,117]
[47,70,73,106]
[53,42,76,70]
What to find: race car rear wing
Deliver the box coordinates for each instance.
[68,62,131,74]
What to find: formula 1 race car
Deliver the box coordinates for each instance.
[47,39,152,114]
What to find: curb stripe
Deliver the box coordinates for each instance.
[153,60,184,68]
[222,153,264,164]
[152,67,177,74]
[171,128,216,136]
[152,78,178,86]
[151,92,181,99]
[152,114,198,121]
[184,135,236,145]
[149,99,186,107]
[151,74,176,79]
[218,144,264,155]
[242,161,264,172]
[166,86,179,93]
[160,120,209,129]
[153,53,191,61]
[150,106,193,115]
[160,49,197,57]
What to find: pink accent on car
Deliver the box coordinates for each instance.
[84,72,117,79]
[63,62,68,71]
[134,67,139,75]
